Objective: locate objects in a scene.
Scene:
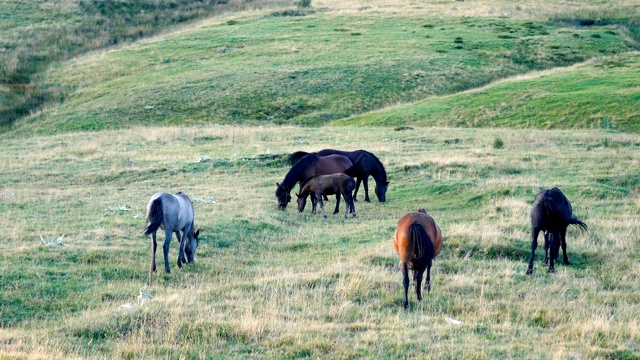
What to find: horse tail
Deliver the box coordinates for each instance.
[568,217,588,232]
[144,198,163,236]
[289,151,313,166]
[409,221,435,266]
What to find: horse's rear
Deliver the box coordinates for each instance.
[145,192,199,285]
[393,209,442,308]
[527,187,587,275]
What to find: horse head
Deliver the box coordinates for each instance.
[185,229,200,264]
[275,183,291,211]
[375,180,389,202]
[296,192,307,213]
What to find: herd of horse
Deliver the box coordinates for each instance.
[144,148,588,308]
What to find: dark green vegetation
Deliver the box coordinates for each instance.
[1,127,639,358]
[0,0,289,128]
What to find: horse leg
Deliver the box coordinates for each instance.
[526,228,540,275]
[548,234,558,273]
[402,262,410,309]
[163,229,172,273]
[363,177,371,202]
[343,191,356,218]
[543,231,550,265]
[149,232,157,286]
[318,192,327,218]
[151,233,157,272]
[333,193,341,215]
[353,177,362,202]
[311,194,317,214]
[426,263,432,293]
[561,227,571,265]
[415,269,424,302]
[349,192,356,217]
[178,226,189,268]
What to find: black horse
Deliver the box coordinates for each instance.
[289,149,389,202]
[526,187,587,275]
[276,154,353,211]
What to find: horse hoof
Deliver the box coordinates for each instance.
[323,215,328,219]
[548,267,555,273]
[564,261,571,266]
[403,302,409,309]
[525,268,533,275]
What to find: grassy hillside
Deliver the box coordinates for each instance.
[1,126,639,358]
[335,52,640,133]
[0,0,290,127]
[11,13,632,135]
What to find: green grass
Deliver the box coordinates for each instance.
[8,13,634,135]
[0,0,290,127]
[2,1,640,358]
[1,126,639,358]
[336,52,640,133]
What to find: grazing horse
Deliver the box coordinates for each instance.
[144,192,200,284]
[526,187,587,275]
[393,209,443,309]
[296,174,357,218]
[276,154,352,210]
[289,149,389,202]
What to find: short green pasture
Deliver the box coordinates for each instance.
[14,13,633,134]
[337,52,640,133]
[1,126,638,358]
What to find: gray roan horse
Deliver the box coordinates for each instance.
[144,192,200,284]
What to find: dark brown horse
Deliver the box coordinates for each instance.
[276,154,352,210]
[289,149,389,202]
[526,187,587,275]
[394,209,443,309]
[296,174,356,218]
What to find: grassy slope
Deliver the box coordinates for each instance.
[335,52,640,133]
[10,12,633,134]
[0,126,639,358]
[0,0,291,127]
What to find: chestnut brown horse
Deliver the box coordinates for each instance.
[276,154,352,210]
[393,209,443,309]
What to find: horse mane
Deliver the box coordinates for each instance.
[288,151,315,166]
[298,177,315,197]
[282,154,319,189]
[364,150,387,182]
[409,221,435,267]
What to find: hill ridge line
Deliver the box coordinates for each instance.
[337,51,640,121]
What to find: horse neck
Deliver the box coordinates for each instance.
[299,181,313,197]
[282,168,301,189]
[370,160,387,183]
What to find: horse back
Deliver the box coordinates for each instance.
[394,211,441,263]
[315,155,353,176]
[531,188,574,230]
